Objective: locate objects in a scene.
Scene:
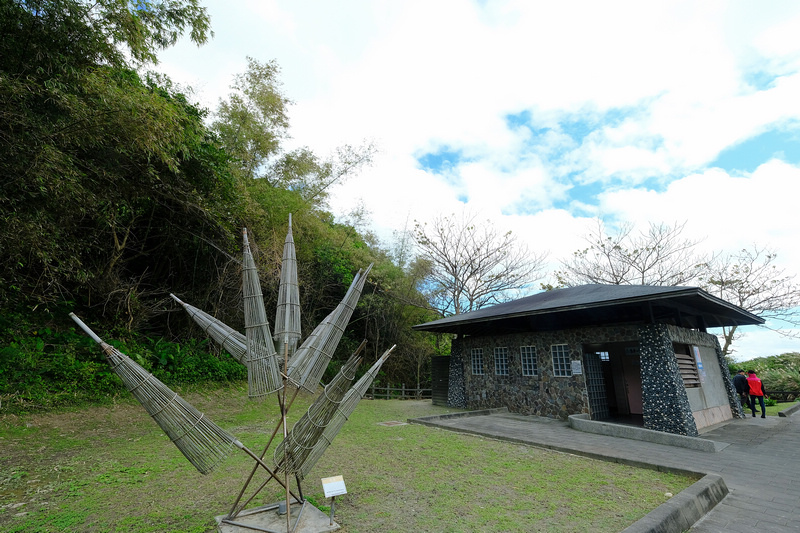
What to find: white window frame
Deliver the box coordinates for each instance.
[471,348,484,375]
[494,347,509,376]
[520,345,538,376]
[551,344,572,377]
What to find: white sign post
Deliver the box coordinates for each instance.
[321,476,347,525]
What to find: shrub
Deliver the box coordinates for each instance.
[0,312,245,414]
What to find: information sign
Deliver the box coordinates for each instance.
[322,475,347,498]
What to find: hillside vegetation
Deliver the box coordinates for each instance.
[732,353,800,397]
[0,0,441,413]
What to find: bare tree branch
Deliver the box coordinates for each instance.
[701,245,800,356]
[556,220,800,359]
[413,211,547,316]
[555,220,712,287]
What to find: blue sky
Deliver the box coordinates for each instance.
[157,0,800,360]
[712,128,800,172]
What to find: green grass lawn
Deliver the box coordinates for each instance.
[0,383,695,533]
[761,401,797,417]
[738,399,798,416]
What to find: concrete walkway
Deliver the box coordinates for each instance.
[411,409,800,532]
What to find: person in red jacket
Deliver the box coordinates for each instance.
[747,370,767,419]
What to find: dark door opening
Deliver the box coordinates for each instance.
[584,342,643,426]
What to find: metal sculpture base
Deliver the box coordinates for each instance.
[217,501,339,533]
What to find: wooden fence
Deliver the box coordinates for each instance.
[766,390,800,402]
[368,385,432,400]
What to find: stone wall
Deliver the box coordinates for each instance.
[453,322,727,436]
[458,325,640,419]
[448,336,466,408]
[640,324,698,436]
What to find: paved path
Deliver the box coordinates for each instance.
[414,411,800,532]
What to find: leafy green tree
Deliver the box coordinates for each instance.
[1,0,210,70]
[0,0,234,325]
[211,58,376,209]
[0,0,443,399]
[211,57,290,181]
[271,143,377,207]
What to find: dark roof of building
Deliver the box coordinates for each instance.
[412,284,764,336]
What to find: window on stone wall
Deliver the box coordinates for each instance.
[494,347,509,375]
[471,348,484,375]
[674,344,700,387]
[520,345,538,376]
[551,344,572,377]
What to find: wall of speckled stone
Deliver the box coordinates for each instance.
[640,324,699,436]
[448,336,467,408]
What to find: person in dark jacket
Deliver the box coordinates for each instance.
[747,370,767,419]
[733,369,752,413]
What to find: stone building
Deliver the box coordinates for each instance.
[413,284,763,437]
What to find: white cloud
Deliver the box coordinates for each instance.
[724,324,800,362]
[595,161,800,268]
[156,0,800,355]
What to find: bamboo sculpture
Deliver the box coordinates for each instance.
[274,213,301,361]
[286,266,372,392]
[242,228,283,398]
[288,344,395,481]
[275,342,365,476]
[69,313,239,475]
[71,215,391,533]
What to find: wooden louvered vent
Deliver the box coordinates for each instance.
[674,345,701,388]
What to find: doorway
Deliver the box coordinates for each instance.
[583,342,643,425]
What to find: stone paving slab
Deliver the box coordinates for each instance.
[410,410,800,532]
